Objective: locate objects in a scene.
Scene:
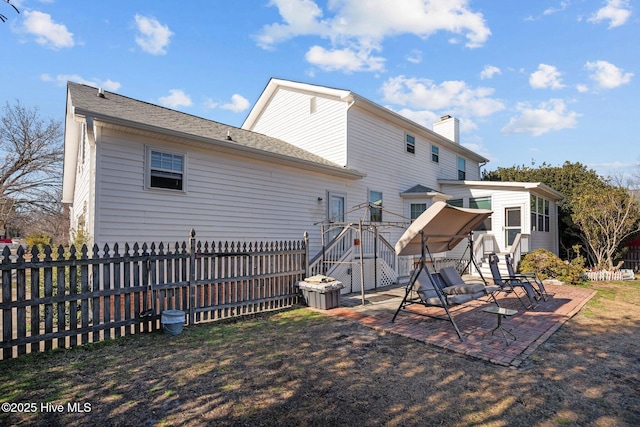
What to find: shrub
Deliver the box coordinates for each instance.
[26,232,51,252]
[519,248,586,285]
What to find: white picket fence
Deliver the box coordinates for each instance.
[582,269,635,281]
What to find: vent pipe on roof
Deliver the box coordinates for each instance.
[97,88,105,98]
[433,115,459,144]
[226,130,232,141]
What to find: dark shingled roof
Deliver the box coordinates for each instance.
[401,184,443,195]
[67,82,363,177]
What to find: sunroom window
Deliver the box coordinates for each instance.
[530,195,550,232]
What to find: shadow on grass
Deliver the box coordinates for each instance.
[1,292,639,426]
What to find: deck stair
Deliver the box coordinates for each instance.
[475,252,512,279]
[308,225,399,293]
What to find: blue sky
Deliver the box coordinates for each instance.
[2,0,638,180]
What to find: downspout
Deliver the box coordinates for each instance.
[86,116,97,247]
[343,95,357,168]
[478,161,487,179]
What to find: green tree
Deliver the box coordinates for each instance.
[483,161,607,259]
[571,185,640,269]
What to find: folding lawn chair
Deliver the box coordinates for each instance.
[488,254,538,310]
[504,254,549,301]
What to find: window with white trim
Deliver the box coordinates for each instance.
[530,195,550,232]
[369,190,383,222]
[146,147,185,191]
[410,203,426,221]
[405,133,415,154]
[457,157,466,180]
[431,145,439,163]
[469,196,492,231]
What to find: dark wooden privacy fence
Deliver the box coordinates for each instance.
[623,244,640,272]
[0,231,307,360]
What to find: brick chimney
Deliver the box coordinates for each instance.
[433,115,459,144]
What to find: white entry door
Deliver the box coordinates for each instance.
[505,207,521,248]
[329,193,345,223]
[326,193,346,242]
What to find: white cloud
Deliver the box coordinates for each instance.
[576,84,589,93]
[529,64,565,89]
[588,0,632,28]
[480,65,501,80]
[21,10,74,49]
[406,49,422,64]
[305,45,385,72]
[203,98,219,110]
[543,1,570,16]
[134,14,173,55]
[159,89,193,108]
[40,73,121,91]
[381,75,505,118]
[256,0,490,72]
[221,94,250,113]
[255,0,327,48]
[585,60,633,89]
[501,99,580,136]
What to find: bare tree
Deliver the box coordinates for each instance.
[1,0,19,23]
[0,101,64,238]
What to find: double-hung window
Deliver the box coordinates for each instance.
[147,148,185,191]
[369,190,383,222]
[457,157,466,180]
[469,196,492,231]
[410,203,426,221]
[431,145,439,163]
[405,133,415,154]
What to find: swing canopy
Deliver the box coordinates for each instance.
[395,201,492,256]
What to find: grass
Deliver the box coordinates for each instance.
[1,281,639,426]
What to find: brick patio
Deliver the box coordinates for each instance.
[314,283,597,368]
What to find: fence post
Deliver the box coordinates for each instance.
[303,231,309,278]
[189,229,196,325]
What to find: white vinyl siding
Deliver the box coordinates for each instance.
[93,127,353,254]
[72,125,95,237]
[244,91,484,248]
[247,88,348,166]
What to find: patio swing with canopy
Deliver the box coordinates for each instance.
[391,201,500,340]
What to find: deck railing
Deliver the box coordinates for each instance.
[307,223,397,279]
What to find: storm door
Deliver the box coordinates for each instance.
[504,207,521,247]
